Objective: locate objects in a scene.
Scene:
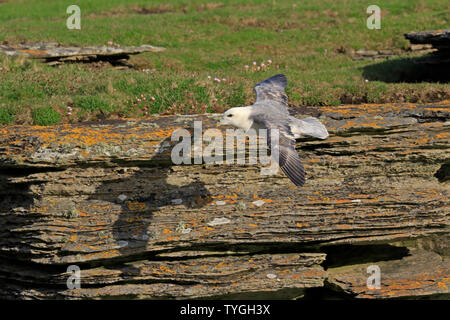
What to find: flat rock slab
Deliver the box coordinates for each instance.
[352,46,436,61]
[0,42,166,64]
[0,253,326,299]
[404,30,450,49]
[328,246,449,299]
[404,30,450,64]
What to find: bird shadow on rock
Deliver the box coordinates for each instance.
[0,171,35,261]
[361,55,450,83]
[89,137,211,277]
[434,160,450,183]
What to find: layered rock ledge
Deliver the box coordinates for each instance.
[0,101,449,299]
[0,43,165,66]
[405,30,450,63]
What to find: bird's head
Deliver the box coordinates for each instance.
[219,107,252,131]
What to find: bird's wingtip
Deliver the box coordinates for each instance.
[270,74,287,87]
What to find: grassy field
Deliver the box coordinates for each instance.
[0,0,449,125]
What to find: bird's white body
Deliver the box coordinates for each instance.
[219,74,329,187]
[221,106,328,140]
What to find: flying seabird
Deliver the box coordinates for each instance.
[219,74,329,187]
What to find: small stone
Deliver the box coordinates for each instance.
[378,49,393,55]
[132,234,149,240]
[117,240,128,248]
[252,200,265,207]
[356,49,378,56]
[215,201,227,206]
[171,199,183,205]
[117,194,127,203]
[181,228,192,234]
[266,273,277,279]
[207,217,231,226]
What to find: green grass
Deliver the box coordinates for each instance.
[0,106,15,125]
[74,96,112,113]
[31,106,62,126]
[0,0,449,125]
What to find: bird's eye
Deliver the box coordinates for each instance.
[227,114,233,117]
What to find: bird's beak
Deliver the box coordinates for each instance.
[218,117,226,126]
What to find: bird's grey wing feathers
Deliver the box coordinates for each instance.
[254,74,288,107]
[274,134,306,187]
[251,114,305,187]
[291,116,329,139]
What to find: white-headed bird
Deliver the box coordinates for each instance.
[220,74,328,187]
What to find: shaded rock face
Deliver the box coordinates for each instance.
[404,30,450,50]
[404,30,450,64]
[327,240,449,299]
[0,102,449,299]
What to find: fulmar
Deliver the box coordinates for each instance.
[219,74,328,187]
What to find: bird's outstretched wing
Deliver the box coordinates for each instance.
[291,116,329,139]
[251,114,305,187]
[254,74,288,108]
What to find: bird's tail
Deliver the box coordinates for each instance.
[291,117,329,139]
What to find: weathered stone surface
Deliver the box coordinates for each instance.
[404,30,450,49]
[0,253,326,299]
[327,237,449,299]
[352,49,402,60]
[0,101,449,299]
[0,42,166,66]
[350,45,435,61]
[404,30,450,64]
[409,44,434,51]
